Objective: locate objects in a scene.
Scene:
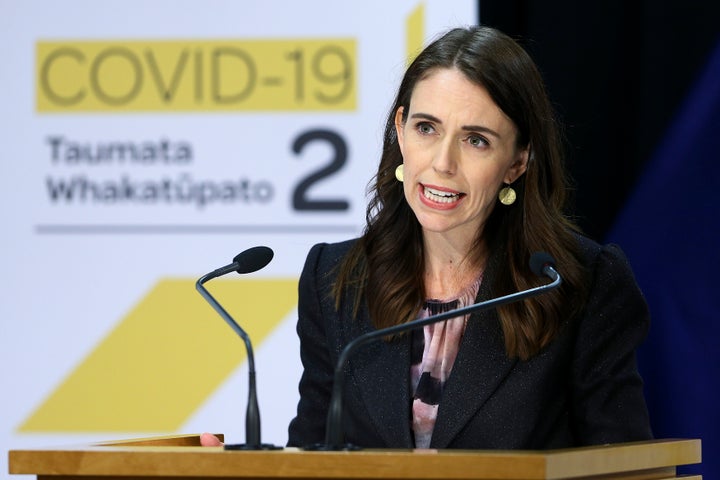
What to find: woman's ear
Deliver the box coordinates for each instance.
[395,106,405,154]
[505,146,529,184]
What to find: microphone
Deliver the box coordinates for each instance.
[310,252,562,451]
[529,251,560,281]
[195,246,281,450]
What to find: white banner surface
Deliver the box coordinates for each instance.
[0,1,477,476]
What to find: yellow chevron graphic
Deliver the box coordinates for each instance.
[19,278,297,432]
[406,3,425,65]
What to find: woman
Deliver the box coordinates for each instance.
[285,25,652,450]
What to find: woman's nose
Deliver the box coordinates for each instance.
[431,138,458,175]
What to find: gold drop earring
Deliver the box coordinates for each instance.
[498,184,516,205]
[395,164,404,182]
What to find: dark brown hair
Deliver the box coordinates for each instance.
[333,26,587,360]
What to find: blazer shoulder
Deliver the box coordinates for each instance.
[300,238,359,298]
[574,233,636,274]
[303,238,358,274]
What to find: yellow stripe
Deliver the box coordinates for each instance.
[406,4,425,65]
[19,278,297,432]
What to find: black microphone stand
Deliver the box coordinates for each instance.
[196,258,282,451]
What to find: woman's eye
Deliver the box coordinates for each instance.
[468,135,488,147]
[417,122,434,135]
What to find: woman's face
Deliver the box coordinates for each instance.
[395,67,528,244]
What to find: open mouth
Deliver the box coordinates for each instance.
[422,185,464,204]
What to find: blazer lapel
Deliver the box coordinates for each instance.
[429,251,518,449]
[343,306,414,448]
[429,308,517,448]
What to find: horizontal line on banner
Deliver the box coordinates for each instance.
[35,224,362,235]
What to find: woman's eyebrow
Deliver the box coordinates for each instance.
[409,112,501,138]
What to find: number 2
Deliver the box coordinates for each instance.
[292,129,350,211]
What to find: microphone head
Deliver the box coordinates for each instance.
[529,252,556,277]
[233,246,274,274]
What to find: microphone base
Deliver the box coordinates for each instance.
[224,443,284,451]
[302,443,362,451]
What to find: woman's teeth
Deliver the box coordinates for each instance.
[423,186,461,203]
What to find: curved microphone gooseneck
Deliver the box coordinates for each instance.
[195,246,281,450]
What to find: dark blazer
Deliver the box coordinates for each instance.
[287,235,653,449]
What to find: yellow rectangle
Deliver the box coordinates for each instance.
[36,39,356,112]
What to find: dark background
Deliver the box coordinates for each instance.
[480,0,718,239]
[478,1,720,478]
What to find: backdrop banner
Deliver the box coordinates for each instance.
[0,0,477,475]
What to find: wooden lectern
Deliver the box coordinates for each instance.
[9,435,701,480]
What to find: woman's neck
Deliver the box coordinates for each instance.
[422,234,486,300]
